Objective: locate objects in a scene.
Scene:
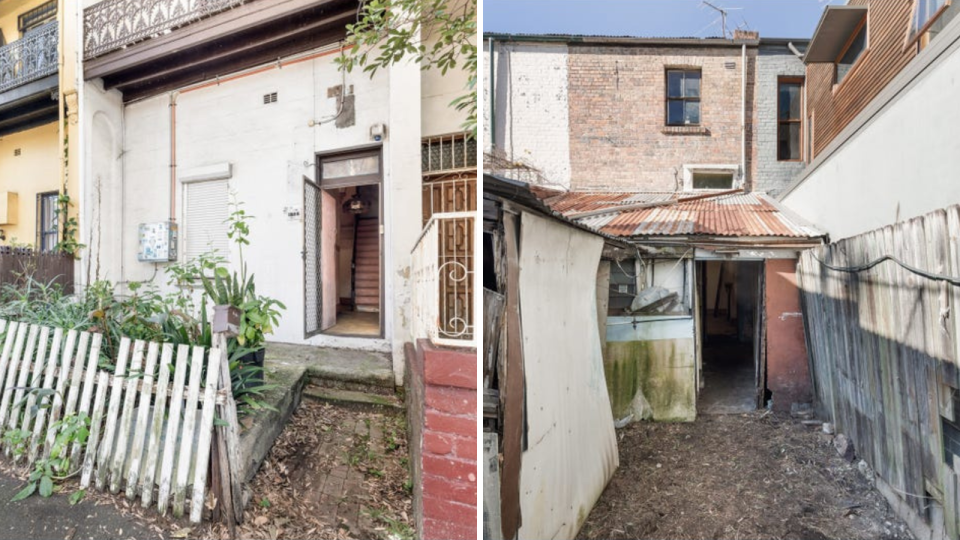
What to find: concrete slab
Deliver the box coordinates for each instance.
[265,342,394,388]
[303,385,403,412]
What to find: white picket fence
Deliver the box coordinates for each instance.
[0,319,231,523]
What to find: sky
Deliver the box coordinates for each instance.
[484,0,847,40]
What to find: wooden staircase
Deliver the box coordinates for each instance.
[353,218,380,312]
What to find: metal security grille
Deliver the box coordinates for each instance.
[303,179,321,336]
[421,133,477,176]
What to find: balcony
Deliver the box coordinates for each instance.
[82,0,355,102]
[0,21,59,136]
[83,0,246,60]
[412,212,476,349]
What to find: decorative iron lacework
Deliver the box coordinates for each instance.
[83,0,247,60]
[0,21,58,93]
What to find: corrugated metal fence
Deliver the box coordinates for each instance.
[797,206,960,538]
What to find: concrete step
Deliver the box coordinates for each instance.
[303,385,402,412]
[265,342,394,388]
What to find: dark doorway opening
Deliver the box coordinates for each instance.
[697,260,763,414]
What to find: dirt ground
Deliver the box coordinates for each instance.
[577,411,915,540]
[0,400,413,540]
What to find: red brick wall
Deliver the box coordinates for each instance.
[566,45,756,190]
[764,259,812,411]
[408,340,477,540]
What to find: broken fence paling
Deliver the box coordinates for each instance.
[0,319,235,523]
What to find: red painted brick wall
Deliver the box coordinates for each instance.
[765,259,812,410]
[407,340,477,540]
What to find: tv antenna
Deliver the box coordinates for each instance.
[700,1,743,39]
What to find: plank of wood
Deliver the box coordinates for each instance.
[158,344,191,515]
[7,324,41,449]
[70,333,103,464]
[96,337,131,491]
[80,371,111,489]
[29,328,62,464]
[190,347,222,523]
[18,326,50,458]
[141,343,174,508]
[62,332,90,423]
[0,322,22,402]
[110,340,145,494]
[173,346,205,518]
[43,330,78,461]
[0,323,30,430]
[125,341,159,500]
[499,212,523,540]
[214,332,243,527]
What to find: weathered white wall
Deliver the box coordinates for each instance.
[780,37,960,241]
[517,211,618,540]
[483,41,572,188]
[81,39,473,382]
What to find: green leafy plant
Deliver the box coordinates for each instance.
[338,0,477,137]
[55,192,84,259]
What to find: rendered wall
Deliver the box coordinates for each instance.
[764,259,811,411]
[780,14,960,240]
[517,211,618,540]
[0,122,60,246]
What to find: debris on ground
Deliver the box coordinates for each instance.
[0,400,413,540]
[577,411,914,540]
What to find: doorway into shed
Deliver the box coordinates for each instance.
[305,149,383,338]
[696,260,764,414]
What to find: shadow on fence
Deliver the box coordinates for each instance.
[0,247,74,294]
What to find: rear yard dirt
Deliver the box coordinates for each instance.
[577,411,915,540]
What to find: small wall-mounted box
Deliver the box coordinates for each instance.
[138,221,178,262]
[0,192,19,225]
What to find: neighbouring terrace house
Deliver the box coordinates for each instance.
[0,0,80,255]
[484,30,826,421]
[80,0,477,538]
[775,0,960,538]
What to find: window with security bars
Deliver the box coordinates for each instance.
[19,1,57,35]
[37,192,58,253]
[422,133,477,175]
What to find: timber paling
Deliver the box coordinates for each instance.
[797,205,960,538]
[0,319,242,524]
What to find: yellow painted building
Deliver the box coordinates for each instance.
[0,0,79,251]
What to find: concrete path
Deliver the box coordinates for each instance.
[0,469,160,540]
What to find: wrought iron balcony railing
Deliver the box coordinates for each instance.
[412,212,476,348]
[84,0,247,60]
[0,21,58,94]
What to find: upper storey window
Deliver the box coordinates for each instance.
[666,69,701,126]
[836,18,867,84]
[908,0,955,50]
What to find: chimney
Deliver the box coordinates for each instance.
[733,30,759,41]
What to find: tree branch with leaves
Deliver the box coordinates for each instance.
[337,0,477,137]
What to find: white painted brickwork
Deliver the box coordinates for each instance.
[753,46,807,197]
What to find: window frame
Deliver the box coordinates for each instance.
[664,69,703,127]
[682,164,739,191]
[317,147,383,189]
[777,77,805,162]
[36,191,59,253]
[834,16,868,86]
[905,0,953,51]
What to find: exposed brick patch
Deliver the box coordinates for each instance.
[422,341,477,389]
[426,385,477,415]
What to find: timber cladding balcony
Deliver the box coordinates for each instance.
[0,20,58,94]
[82,0,356,102]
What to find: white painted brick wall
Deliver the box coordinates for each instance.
[485,42,572,188]
[754,46,807,197]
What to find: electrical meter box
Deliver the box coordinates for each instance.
[138,221,178,262]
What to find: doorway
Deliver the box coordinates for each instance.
[697,260,763,414]
[304,148,383,338]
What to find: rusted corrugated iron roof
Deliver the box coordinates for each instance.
[540,190,824,239]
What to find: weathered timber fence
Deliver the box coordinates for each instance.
[0,319,238,523]
[0,248,75,294]
[797,206,960,538]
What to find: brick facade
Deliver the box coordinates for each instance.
[753,43,808,197]
[566,45,755,190]
[405,340,477,540]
